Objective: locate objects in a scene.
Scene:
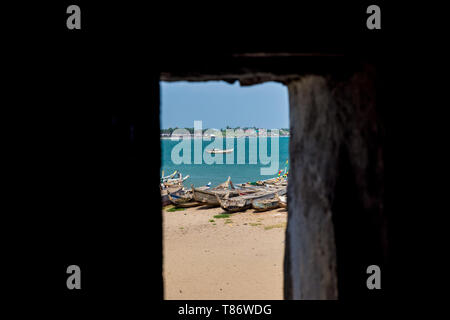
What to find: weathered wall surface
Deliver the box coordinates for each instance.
[159,54,387,300]
[285,76,341,299]
[285,65,386,299]
[111,72,164,300]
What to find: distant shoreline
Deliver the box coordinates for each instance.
[161,136,290,140]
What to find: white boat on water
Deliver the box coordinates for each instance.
[206,148,234,154]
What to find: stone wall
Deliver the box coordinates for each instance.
[284,64,386,299]
[159,56,387,299]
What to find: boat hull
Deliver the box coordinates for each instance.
[276,195,287,208]
[168,191,201,208]
[218,191,280,213]
[192,188,239,206]
[252,198,279,211]
[161,187,183,207]
[192,188,220,205]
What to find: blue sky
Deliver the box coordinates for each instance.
[160,81,289,129]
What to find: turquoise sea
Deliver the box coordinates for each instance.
[161,137,289,187]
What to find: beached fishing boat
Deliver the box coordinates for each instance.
[192,187,236,206]
[206,148,234,154]
[246,176,287,187]
[167,190,201,208]
[161,186,183,207]
[217,185,286,212]
[161,170,179,183]
[216,191,274,213]
[254,184,287,196]
[163,174,190,187]
[276,194,287,208]
[252,198,280,211]
[192,177,262,206]
[192,177,236,206]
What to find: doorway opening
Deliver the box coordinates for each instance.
[160,80,289,299]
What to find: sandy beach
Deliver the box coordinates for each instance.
[163,205,287,300]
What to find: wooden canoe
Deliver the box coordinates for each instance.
[161,186,183,207]
[168,191,201,208]
[192,188,240,206]
[252,198,280,211]
[161,170,179,183]
[217,185,286,212]
[192,179,260,206]
[191,177,234,206]
[246,176,287,187]
[217,190,279,213]
[276,194,287,208]
[163,174,190,187]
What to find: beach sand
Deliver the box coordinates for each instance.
[163,204,287,300]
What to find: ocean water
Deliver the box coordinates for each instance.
[161,137,289,187]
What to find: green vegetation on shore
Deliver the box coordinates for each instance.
[167,207,186,212]
[264,223,286,230]
[213,214,231,219]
